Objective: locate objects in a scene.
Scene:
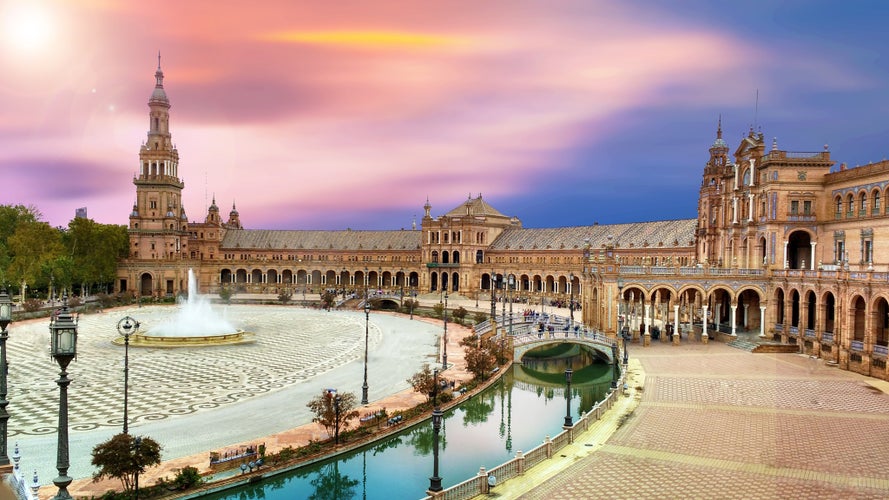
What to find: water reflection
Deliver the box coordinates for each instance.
[203,358,614,500]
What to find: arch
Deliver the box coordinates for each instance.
[451,271,459,292]
[737,288,763,334]
[282,269,293,284]
[267,269,279,285]
[846,193,854,216]
[140,273,153,296]
[453,251,460,264]
[482,273,493,290]
[835,196,843,217]
[821,291,836,335]
[441,271,449,291]
[251,269,262,284]
[858,190,867,216]
[442,251,450,264]
[786,230,812,269]
[872,189,882,216]
[873,296,889,350]
[430,272,439,292]
[851,295,866,342]
[476,250,483,264]
[235,269,248,284]
[220,269,233,284]
[804,290,816,335]
[431,251,439,263]
[774,288,785,326]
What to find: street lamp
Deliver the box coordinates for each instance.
[569,273,575,328]
[508,275,515,336]
[116,316,140,434]
[49,294,78,500]
[442,293,449,369]
[428,370,443,493]
[563,367,573,428]
[490,272,497,321]
[399,269,404,308]
[362,301,370,405]
[0,288,13,471]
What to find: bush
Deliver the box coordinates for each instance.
[96,293,117,308]
[68,296,83,307]
[23,298,43,312]
[173,466,202,490]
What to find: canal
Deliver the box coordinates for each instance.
[201,346,615,499]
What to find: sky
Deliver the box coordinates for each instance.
[2,0,889,231]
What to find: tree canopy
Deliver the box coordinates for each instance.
[91,433,162,494]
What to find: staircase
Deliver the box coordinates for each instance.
[727,338,759,352]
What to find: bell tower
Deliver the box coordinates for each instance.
[697,117,731,265]
[128,54,189,261]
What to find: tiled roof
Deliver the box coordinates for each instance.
[221,229,421,251]
[443,196,508,218]
[488,219,697,251]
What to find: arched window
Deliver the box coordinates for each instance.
[873,190,881,215]
[835,197,842,217]
[847,194,854,216]
[859,192,867,215]
[431,251,439,263]
[742,169,751,186]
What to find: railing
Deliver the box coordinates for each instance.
[775,323,783,332]
[874,344,888,357]
[851,340,864,352]
[425,369,627,500]
[789,326,799,335]
[804,329,815,338]
[822,332,834,343]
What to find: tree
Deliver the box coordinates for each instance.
[278,291,292,304]
[320,290,336,310]
[460,334,499,380]
[218,286,233,304]
[473,311,489,325]
[64,218,128,295]
[91,433,162,495]
[407,364,437,403]
[452,306,468,325]
[0,204,41,285]
[433,302,444,319]
[7,220,64,291]
[307,390,359,441]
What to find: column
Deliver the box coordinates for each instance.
[732,197,739,223]
[747,193,754,222]
[759,306,767,338]
[730,304,737,336]
[714,303,721,331]
[742,303,749,329]
[702,305,709,343]
[810,242,816,271]
[643,303,651,347]
[673,304,680,345]
[749,158,755,186]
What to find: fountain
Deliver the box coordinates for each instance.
[118,269,254,347]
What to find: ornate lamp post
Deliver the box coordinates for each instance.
[49,295,78,500]
[508,275,515,336]
[568,272,575,328]
[0,288,13,471]
[490,271,497,321]
[428,370,443,493]
[563,367,573,428]
[399,269,405,308]
[362,302,370,405]
[442,293,449,369]
[116,316,140,434]
[133,436,142,499]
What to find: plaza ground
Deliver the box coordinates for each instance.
[16,295,889,499]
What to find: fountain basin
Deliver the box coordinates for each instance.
[113,330,255,347]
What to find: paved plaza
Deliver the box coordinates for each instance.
[492,339,889,499]
[6,303,444,492]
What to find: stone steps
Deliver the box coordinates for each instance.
[727,339,759,352]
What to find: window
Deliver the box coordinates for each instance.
[803,201,812,215]
[873,191,881,215]
[790,201,799,215]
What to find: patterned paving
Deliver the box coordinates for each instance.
[5,305,380,436]
[520,342,889,499]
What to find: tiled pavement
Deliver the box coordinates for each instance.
[509,340,889,499]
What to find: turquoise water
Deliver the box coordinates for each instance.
[201,353,615,499]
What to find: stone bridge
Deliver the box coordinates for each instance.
[508,331,620,364]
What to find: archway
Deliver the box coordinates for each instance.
[786,230,812,269]
[140,273,153,297]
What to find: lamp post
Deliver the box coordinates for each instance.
[428,370,443,493]
[490,272,497,321]
[362,302,370,405]
[0,288,13,471]
[399,269,404,308]
[442,293,448,369]
[116,316,140,434]
[508,275,514,336]
[568,273,575,328]
[49,294,78,500]
[563,367,573,428]
[410,289,415,320]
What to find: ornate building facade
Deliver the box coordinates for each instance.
[117,63,889,381]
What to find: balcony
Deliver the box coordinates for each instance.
[851,340,864,352]
[425,262,460,268]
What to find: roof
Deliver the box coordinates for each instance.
[488,219,697,251]
[221,229,421,251]
[443,195,508,218]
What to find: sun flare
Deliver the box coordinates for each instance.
[3,2,55,52]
